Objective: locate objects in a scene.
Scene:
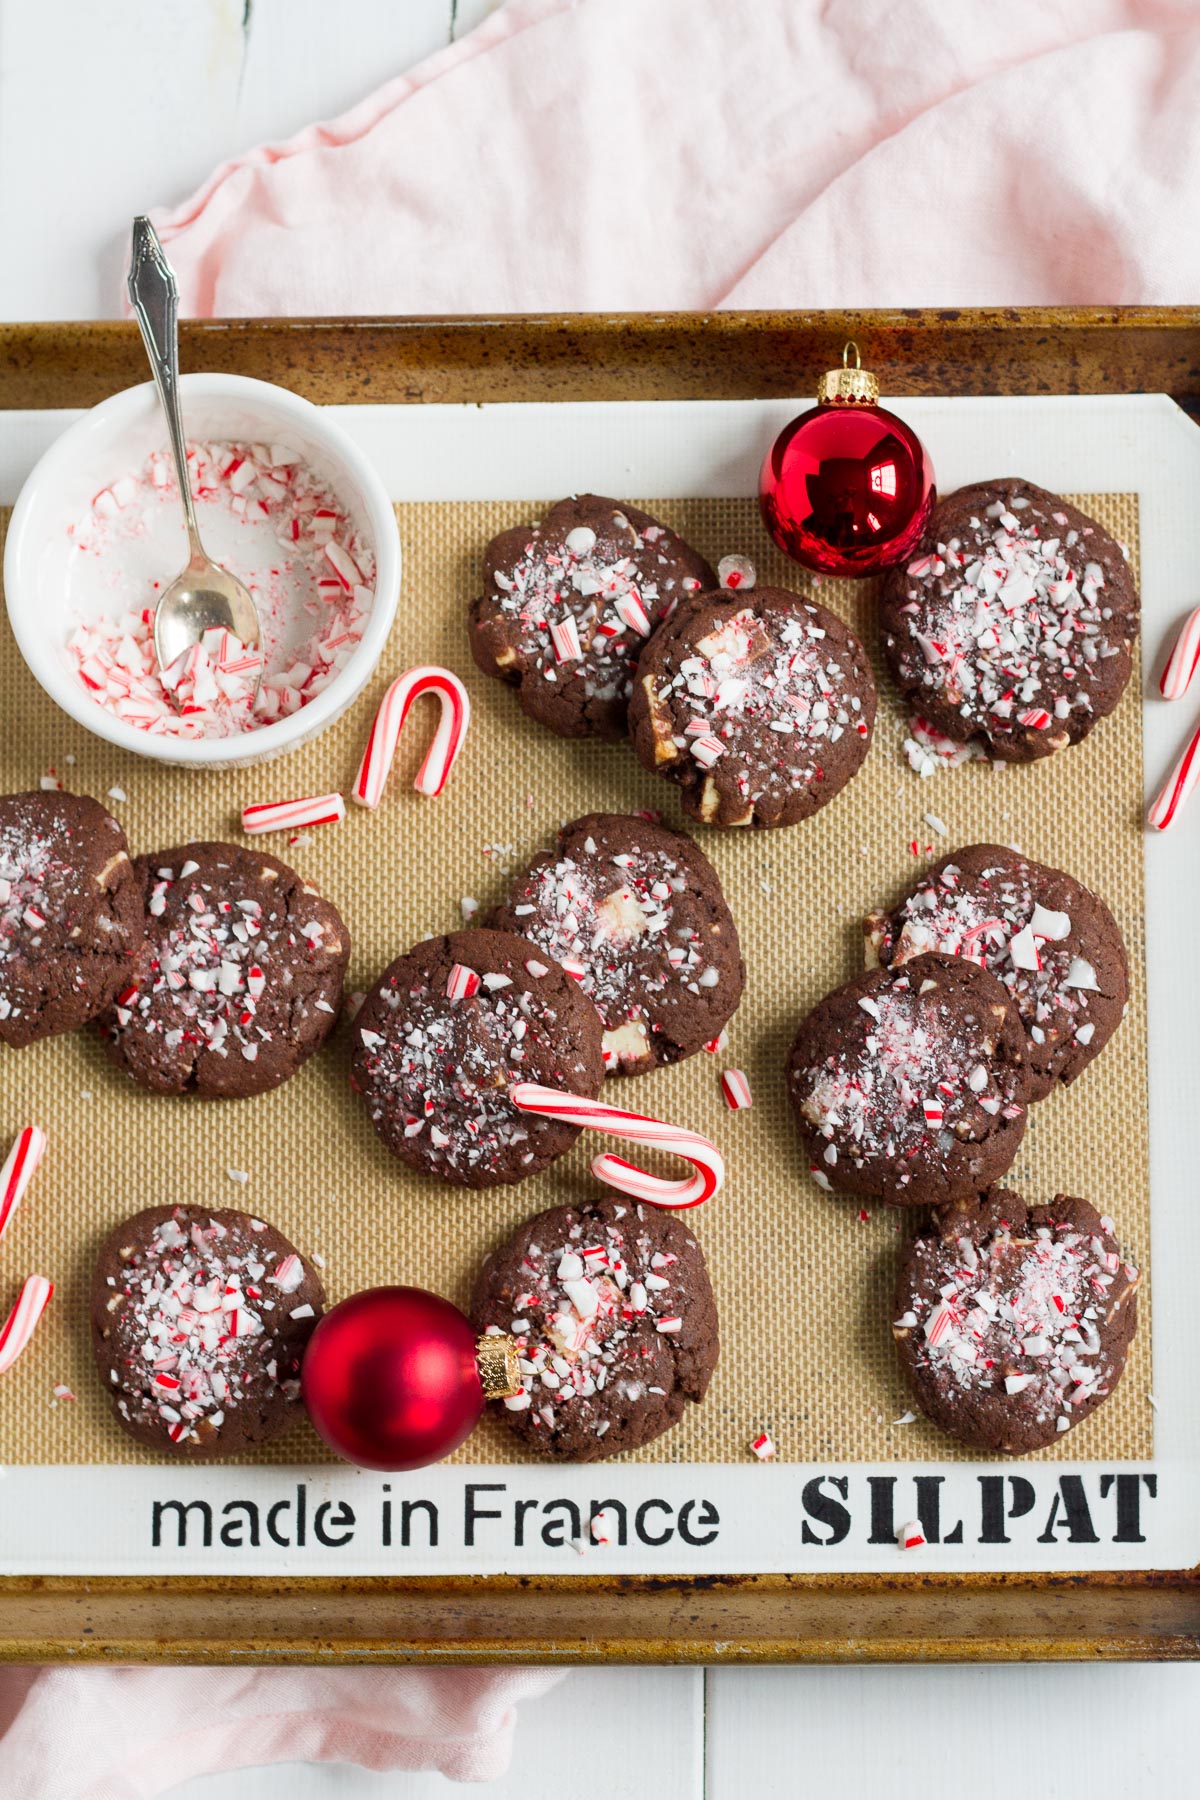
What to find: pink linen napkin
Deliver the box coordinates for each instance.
[0,1665,563,1793]
[151,0,1200,315]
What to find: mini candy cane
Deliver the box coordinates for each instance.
[1160,606,1200,700]
[0,1126,46,1247]
[0,1274,53,1375]
[241,793,346,835]
[509,1083,724,1209]
[1148,720,1200,830]
[352,666,470,809]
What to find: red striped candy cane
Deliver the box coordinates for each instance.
[0,1274,53,1374]
[509,1083,724,1209]
[0,1126,46,1246]
[1160,606,1200,700]
[352,666,471,809]
[241,792,346,835]
[1148,720,1200,831]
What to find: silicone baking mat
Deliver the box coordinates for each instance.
[0,494,1151,1468]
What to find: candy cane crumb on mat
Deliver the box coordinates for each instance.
[1148,720,1200,830]
[1160,605,1200,700]
[0,1275,53,1375]
[352,666,471,808]
[0,1126,47,1246]
[721,1068,752,1110]
[749,1430,776,1461]
[898,1520,926,1550]
[508,1083,724,1208]
[241,793,345,835]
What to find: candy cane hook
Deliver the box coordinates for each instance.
[352,666,471,809]
[509,1083,724,1208]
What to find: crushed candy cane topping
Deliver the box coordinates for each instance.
[102,1210,315,1447]
[497,822,733,1071]
[889,489,1134,745]
[107,853,343,1076]
[791,964,1024,1192]
[0,797,135,1033]
[483,505,708,711]
[867,853,1117,1077]
[479,1205,697,1443]
[897,1201,1138,1428]
[355,948,599,1179]
[65,440,375,739]
[648,600,870,815]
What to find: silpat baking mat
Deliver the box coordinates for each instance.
[0,494,1150,1468]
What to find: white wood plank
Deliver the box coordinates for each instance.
[706,1665,1200,1798]
[0,0,465,320]
[163,1667,703,1799]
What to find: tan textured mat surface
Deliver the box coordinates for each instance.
[0,495,1150,1467]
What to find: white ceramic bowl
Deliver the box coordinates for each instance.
[4,373,401,769]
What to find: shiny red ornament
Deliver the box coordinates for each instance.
[759,344,935,578]
[302,1285,486,1472]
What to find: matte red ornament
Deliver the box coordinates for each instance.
[759,343,935,578]
[302,1285,514,1472]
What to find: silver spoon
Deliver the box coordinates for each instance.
[126,216,263,692]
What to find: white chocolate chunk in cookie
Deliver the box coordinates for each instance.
[602,1021,651,1066]
[595,887,649,939]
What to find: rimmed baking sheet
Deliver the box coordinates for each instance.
[0,394,1196,1575]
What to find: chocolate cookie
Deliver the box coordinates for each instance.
[351,927,605,1187]
[0,790,142,1047]
[881,480,1139,761]
[893,1188,1139,1453]
[488,812,744,1075]
[786,953,1028,1206]
[470,495,716,741]
[865,844,1128,1101]
[472,1195,718,1460]
[90,1204,325,1456]
[102,842,348,1098]
[628,587,876,828]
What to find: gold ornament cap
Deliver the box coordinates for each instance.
[476,1330,522,1401]
[816,341,880,407]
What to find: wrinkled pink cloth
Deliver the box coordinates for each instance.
[152,0,1200,315]
[0,1666,563,1793]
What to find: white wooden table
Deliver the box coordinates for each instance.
[0,3,1195,1794]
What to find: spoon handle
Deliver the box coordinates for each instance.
[127,218,204,562]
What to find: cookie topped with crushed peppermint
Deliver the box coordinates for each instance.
[351,928,605,1188]
[893,1187,1139,1453]
[0,790,143,1048]
[489,812,744,1075]
[469,495,715,742]
[865,844,1128,1101]
[881,479,1139,762]
[628,587,876,828]
[102,841,349,1099]
[91,1205,324,1456]
[786,952,1029,1207]
[473,1195,718,1460]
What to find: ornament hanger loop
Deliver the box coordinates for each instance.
[817,343,879,408]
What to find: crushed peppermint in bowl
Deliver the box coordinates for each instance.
[5,374,400,768]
